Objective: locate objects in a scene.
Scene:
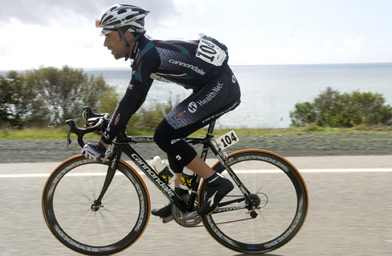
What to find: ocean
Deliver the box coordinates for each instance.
[2,63,392,128]
[85,63,392,128]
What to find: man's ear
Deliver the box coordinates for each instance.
[124,30,134,40]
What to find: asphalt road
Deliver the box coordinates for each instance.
[1,155,392,256]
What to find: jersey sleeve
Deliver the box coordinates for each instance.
[101,78,153,144]
[101,43,159,144]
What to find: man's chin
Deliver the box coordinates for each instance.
[110,51,122,60]
[113,54,125,60]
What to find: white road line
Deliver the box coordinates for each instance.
[229,169,392,174]
[0,173,51,178]
[1,168,392,178]
[299,168,392,173]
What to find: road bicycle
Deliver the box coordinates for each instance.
[42,107,308,255]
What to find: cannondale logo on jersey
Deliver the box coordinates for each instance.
[169,59,206,75]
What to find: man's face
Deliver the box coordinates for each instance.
[103,31,133,59]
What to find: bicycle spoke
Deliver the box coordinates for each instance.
[42,157,150,255]
[200,150,308,254]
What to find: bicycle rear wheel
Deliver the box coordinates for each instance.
[42,155,150,255]
[200,149,308,254]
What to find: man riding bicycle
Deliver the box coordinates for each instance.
[82,4,241,217]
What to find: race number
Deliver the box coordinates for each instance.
[216,130,239,150]
[196,38,227,66]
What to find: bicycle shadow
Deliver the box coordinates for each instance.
[233,254,283,256]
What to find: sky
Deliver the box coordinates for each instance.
[0,0,391,70]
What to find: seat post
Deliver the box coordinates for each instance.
[207,120,216,136]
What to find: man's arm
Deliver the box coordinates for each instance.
[101,79,153,145]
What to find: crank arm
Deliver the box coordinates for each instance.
[162,215,174,223]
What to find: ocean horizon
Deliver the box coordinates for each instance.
[86,63,392,129]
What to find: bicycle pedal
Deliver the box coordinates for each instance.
[162,215,174,223]
[209,206,218,215]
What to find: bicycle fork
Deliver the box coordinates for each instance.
[90,152,120,211]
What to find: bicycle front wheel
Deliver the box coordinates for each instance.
[200,149,308,254]
[42,155,150,255]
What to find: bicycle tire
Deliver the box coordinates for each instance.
[199,149,308,254]
[42,155,150,255]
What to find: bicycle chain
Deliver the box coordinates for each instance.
[188,194,253,228]
[190,216,255,228]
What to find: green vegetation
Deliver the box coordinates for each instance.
[0,66,175,136]
[0,66,117,128]
[126,101,174,135]
[290,87,392,127]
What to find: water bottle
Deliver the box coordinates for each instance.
[150,156,176,184]
[180,167,194,190]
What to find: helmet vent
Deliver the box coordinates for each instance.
[98,4,149,33]
[103,15,113,23]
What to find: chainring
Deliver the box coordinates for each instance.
[172,194,201,227]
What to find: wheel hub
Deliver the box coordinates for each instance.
[91,200,103,211]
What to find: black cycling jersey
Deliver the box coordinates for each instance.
[131,34,228,89]
[101,34,238,146]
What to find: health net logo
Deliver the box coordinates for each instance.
[188,102,198,113]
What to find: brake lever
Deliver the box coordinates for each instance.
[65,116,109,148]
[64,126,72,149]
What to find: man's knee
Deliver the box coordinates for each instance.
[153,119,197,166]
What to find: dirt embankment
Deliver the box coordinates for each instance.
[1,133,392,163]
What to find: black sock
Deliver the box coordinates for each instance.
[205,172,222,186]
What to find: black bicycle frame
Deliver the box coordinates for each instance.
[102,122,216,213]
[117,121,219,213]
[122,143,190,212]
[92,120,255,214]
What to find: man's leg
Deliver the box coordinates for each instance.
[186,155,213,179]
[186,155,234,216]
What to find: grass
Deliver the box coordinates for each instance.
[1,124,392,140]
[0,127,100,140]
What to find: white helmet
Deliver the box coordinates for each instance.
[96,4,150,35]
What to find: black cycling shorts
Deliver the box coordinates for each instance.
[154,66,241,171]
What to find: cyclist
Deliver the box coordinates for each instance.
[82,4,241,217]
